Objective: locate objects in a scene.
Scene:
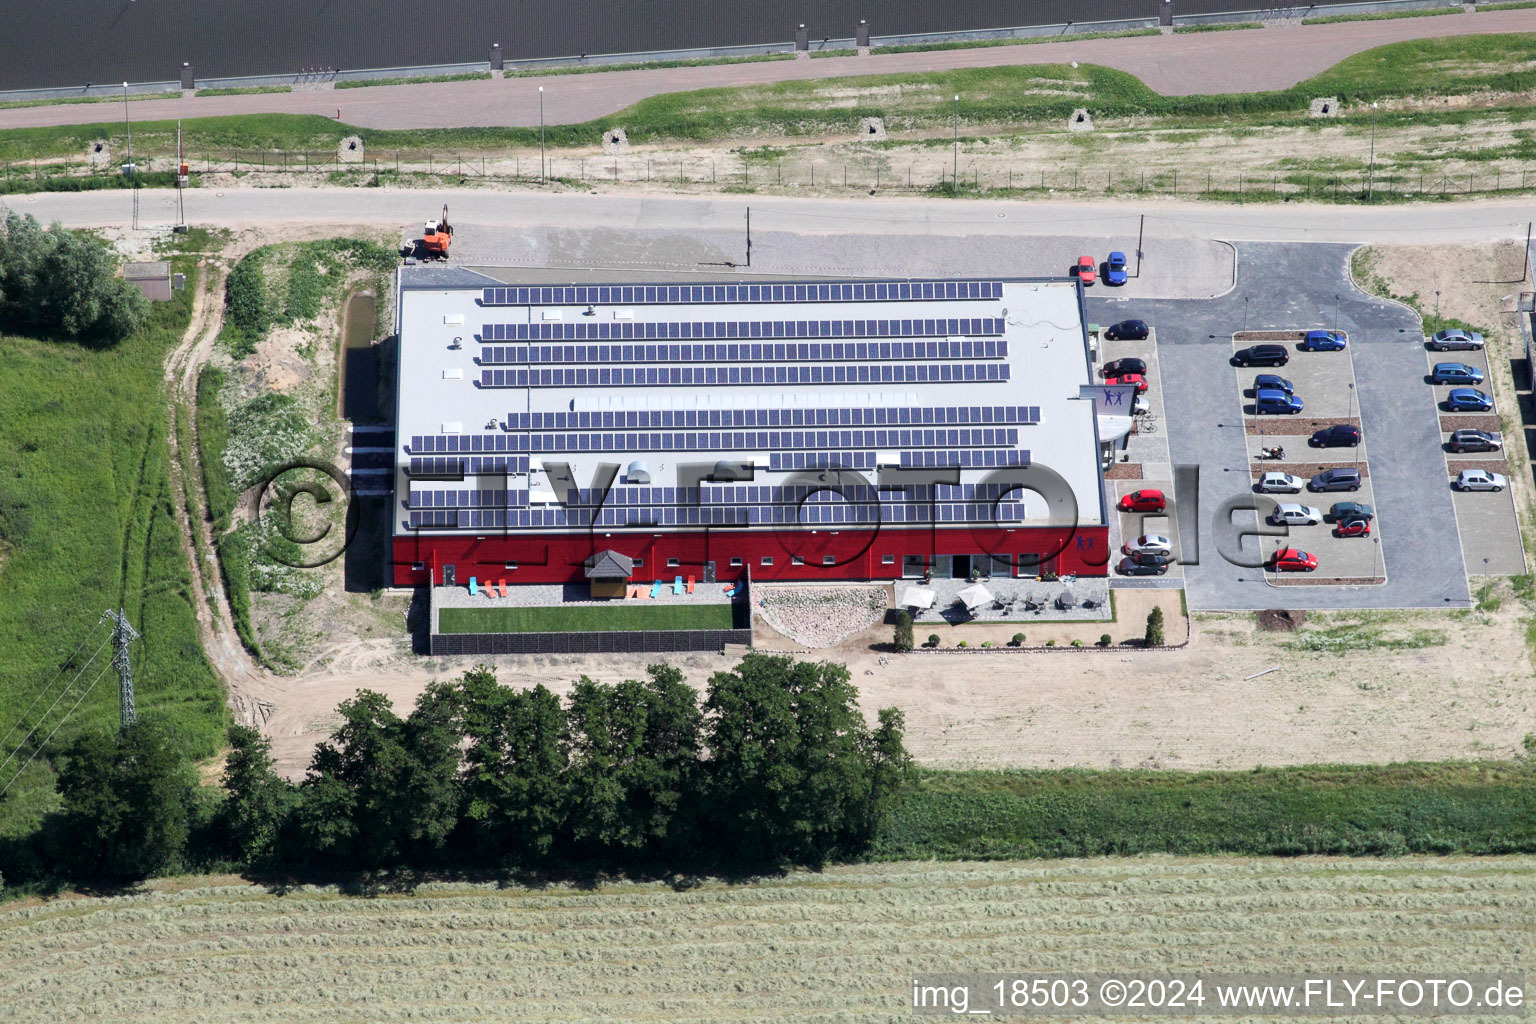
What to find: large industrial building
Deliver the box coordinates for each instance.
[390,271,1114,588]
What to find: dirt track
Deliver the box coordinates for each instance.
[3,13,1532,131]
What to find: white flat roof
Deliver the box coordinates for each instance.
[394,274,1105,538]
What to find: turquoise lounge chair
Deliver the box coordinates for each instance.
[468,577,478,596]
[650,580,662,599]
[673,575,684,595]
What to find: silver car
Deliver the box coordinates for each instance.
[1429,329,1485,351]
[1257,472,1304,494]
[1454,469,1507,492]
[1268,503,1323,526]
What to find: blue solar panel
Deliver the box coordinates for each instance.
[479,363,1010,389]
[476,339,1009,366]
[478,318,1004,343]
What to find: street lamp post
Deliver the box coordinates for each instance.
[1435,290,1441,319]
[122,82,132,167]
[952,94,959,192]
[1366,101,1379,201]
[539,86,546,183]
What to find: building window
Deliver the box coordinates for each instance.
[411,562,425,571]
[822,555,835,566]
[730,556,743,566]
[882,555,895,564]
[761,556,774,566]
[632,557,644,568]
[503,562,518,570]
[667,557,680,567]
[792,555,805,565]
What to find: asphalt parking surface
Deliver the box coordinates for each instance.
[1088,242,1471,610]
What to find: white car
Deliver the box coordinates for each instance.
[1454,469,1507,492]
[1268,503,1323,526]
[1257,472,1305,494]
[1123,534,1173,556]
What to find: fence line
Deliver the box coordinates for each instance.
[6,151,1536,202]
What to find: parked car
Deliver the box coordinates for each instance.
[1257,472,1305,494]
[1105,373,1149,393]
[1301,329,1347,352]
[1130,550,1174,568]
[1328,501,1375,522]
[1104,320,1150,341]
[1119,488,1166,513]
[1119,556,1168,576]
[1269,503,1323,526]
[1445,388,1493,412]
[1123,534,1173,555]
[1255,388,1304,414]
[1233,344,1290,367]
[1454,469,1507,492]
[1076,256,1097,285]
[1103,357,1147,378]
[1448,428,1502,453]
[1104,251,1129,286]
[1428,328,1485,351]
[1309,467,1361,492]
[1335,517,1372,538]
[1270,548,1318,572]
[1310,424,1361,448]
[1253,373,1294,395]
[1431,362,1484,385]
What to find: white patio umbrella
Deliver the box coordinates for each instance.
[956,583,994,611]
[901,586,936,610]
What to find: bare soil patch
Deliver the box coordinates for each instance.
[1245,416,1359,434]
[1256,608,1307,631]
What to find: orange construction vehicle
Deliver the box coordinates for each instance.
[421,205,452,260]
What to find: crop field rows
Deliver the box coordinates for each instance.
[2,858,1531,1022]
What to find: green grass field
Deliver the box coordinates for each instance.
[0,268,226,835]
[1,34,1533,163]
[876,764,1536,860]
[438,602,735,634]
[2,857,1529,1022]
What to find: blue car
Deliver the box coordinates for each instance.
[1254,373,1294,395]
[1431,362,1484,385]
[1255,388,1303,415]
[1104,251,1129,286]
[1302,330,1347,351]
[1446,387,1494,412]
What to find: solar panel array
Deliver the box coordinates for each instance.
[481,318,1003,343]
[478,339,1008,365]
[406,279,1068,534]
[480,362,1010,389]
[480,280,1003,307]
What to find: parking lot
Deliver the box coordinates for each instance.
[1089,242,1484,610]
[1419,343,1527,576]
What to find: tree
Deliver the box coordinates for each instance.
[56,719,198,882]
[219,725,293,867]
[295,689,460,869]
[1145,606,1166,647]
[892,610,914,652]
[704,653,907,867]
[562,664,703,858]
[448,668,568,866]
[0,212,147,344]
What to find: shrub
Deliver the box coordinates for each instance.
[893,610,914,652]
[1009,632,1025,647]
[1145,607,1166,647]
[0,211,147,344]
[1071,639,1084,648]
[926,634,941,648]
[1099,633,1113,647]
[981,640,994,648]
[957,640,968,648]
[1045,639,1056,647]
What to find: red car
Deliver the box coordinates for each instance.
[1105,373,1149,393]
[1335,518,1371,538]
[1076,256,1096,286]
[1118,489,1165,513]
[1271,548,1319,572]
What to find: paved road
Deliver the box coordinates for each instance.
[2,13,1530,132]
[10,189,1536,246]
[1089,242,1471,610]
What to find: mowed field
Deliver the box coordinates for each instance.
[2,857,1532,1023]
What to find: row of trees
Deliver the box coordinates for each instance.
[25,654,910,884]
[0,213,148,344]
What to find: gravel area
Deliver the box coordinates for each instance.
[755,585,889,648]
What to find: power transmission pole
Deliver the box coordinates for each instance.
[100,608,140,727]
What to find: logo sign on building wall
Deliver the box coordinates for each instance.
[1078,384,1138,415]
